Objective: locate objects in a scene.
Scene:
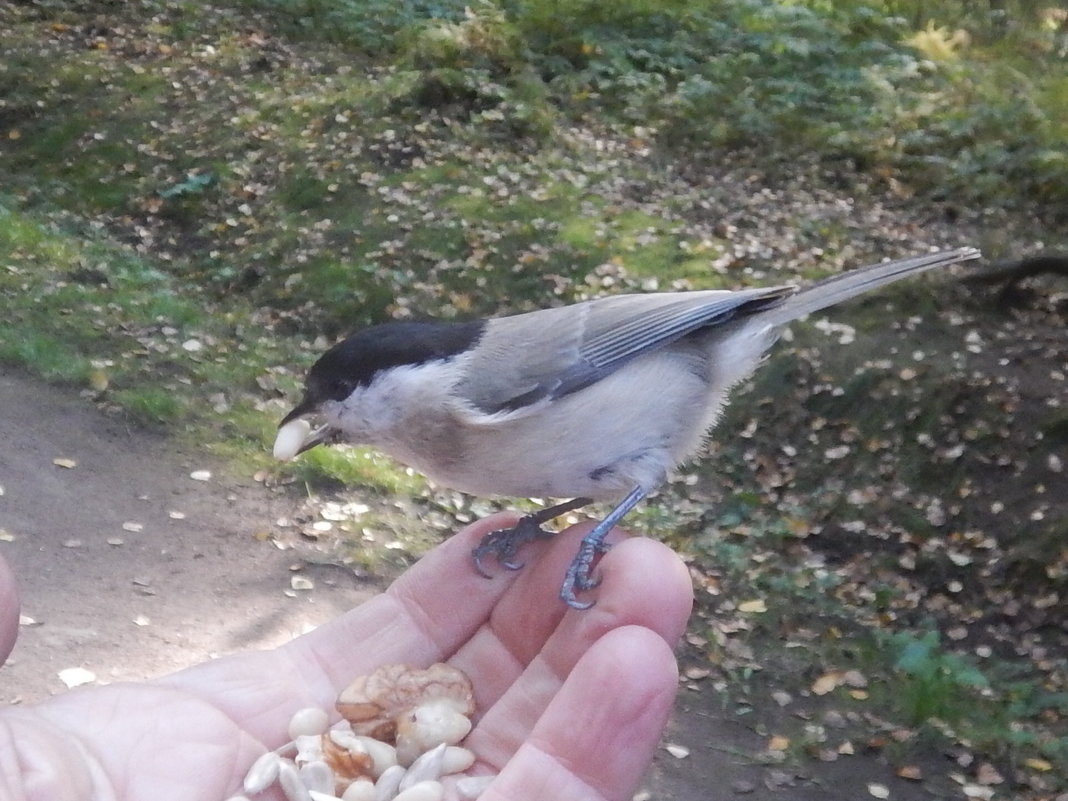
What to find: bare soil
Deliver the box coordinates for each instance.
[0,368,371,702]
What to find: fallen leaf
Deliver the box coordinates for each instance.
[765,770,793,788]
[88,369,109,391]
[767,735,790,752]
[664,743,690,759]
[975,763,1003,785]
[823,710,847,728]
[896,765,922,781]
[53,457,77,469]
[867,782,890,798]
[842,670,868,688]
[1024,758,1052,772]
[58,667,96,688]
[290,575,313,591]
[812,672,841,695]
[738,598,767,613]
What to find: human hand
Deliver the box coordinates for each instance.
[0,514,693,801]
[0,552,17,665]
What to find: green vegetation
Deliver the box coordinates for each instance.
[290,446,428,495]
[887,629,992,724]
[238,0,1068,215]
[875,630,1068,768]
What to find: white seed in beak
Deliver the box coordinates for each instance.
[274,418,312,461]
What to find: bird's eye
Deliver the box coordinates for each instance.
[333,379,355,397]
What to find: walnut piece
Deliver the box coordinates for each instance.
[336,663,475,744]
[320,733,375,789]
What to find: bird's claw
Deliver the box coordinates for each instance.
[469,495,616,609]
[472,551,495,579]
[471,515,556,577]
[559,538,606,608]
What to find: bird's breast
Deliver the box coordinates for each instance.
[401,349,726,500]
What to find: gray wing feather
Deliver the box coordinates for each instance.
[452,248,980,417]
[455,287,793,416]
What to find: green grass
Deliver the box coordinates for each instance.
[0,328,91,384]
[0,200,271,440]
[112,387,187,424]
[289,447,428,496]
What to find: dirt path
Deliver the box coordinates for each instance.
[0,369,948,800]
[0,368,370,702]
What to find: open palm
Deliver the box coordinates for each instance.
[0,514,693,801]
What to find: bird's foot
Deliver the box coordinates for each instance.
[472,497,593,577]
[559,535,612,609]
[472,516,554,575]
[557,485,648,609]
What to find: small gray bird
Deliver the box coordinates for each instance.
[275,247,980,607]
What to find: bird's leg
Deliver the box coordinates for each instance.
[472,497,593,576]
[560,485,647,610]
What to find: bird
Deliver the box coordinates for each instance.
[274,247,981,608]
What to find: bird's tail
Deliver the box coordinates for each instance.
[765,247,981,325]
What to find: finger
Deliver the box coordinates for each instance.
[478,625,680,801]
[292,511,528,682]
[494,524,693,663]
[286,516,627,704]
[459,534,693,764]
[0,551,19,664]
[437,520,613,708]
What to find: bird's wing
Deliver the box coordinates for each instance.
[453,287,794,417]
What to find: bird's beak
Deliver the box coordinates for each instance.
[274,399,338,461]
[279,396,317,427]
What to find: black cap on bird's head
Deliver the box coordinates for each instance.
[274,319,486,460]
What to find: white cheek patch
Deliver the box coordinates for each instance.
[273,418,312,461]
